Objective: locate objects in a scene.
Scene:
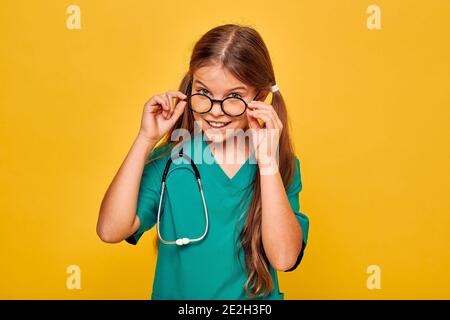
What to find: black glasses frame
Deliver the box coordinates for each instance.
[183,90,261,117]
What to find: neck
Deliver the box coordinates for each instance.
[206,133,250,165]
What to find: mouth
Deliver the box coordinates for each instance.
[204,119,232,129]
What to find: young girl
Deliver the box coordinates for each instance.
[97,24,309,300]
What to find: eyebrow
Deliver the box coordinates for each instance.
[193,80,248,94]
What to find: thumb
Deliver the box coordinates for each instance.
[169,100,187,124]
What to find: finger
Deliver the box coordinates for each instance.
[143,96,159,112]
[247,109,275,129]
[257,106,281,130]
[248,101,271,111]
[144,103,160,113]
[167,90,188,101]
[146,96,166,114]
[165,93,173,109]
[156,95,170,119]
[277,117,283,131]
[167,92,177,118]
[162,93,172,118]
[261,107,282,131]
[167,91,188,118]
[152,94,169,110]
[158,96,171,119]
[247,110,268,130]
[249,102,281,120]
[246,109,262,129]
[166,93,176,119]
[249,102,282,128]
[270,109,283,130]
[248,102,280,128]
[168,100,187,125]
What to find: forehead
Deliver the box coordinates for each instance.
[193,65,248,91]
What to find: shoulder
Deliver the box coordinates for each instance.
[148,142,173,162]
[294,156,300,170]
[292,155,301,180]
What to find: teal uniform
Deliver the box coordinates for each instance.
[126,132,309,300]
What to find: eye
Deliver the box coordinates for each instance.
[197,88,210,95]
[229,92,242,98]
[196,88,242,99]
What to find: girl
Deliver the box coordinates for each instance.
[97,24,309,300]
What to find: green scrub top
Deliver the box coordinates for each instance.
[126,132,309,300]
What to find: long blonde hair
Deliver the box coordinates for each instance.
[149,24,296,298]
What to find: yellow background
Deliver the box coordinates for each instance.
[1,0,449,299]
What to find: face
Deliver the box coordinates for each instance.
[190,64,259,144]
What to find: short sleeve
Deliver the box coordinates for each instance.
[125,144,170,245]
[284,157,310,272]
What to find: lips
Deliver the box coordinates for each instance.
[205,119,232,129]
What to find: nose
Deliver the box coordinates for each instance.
[209,100,225,117]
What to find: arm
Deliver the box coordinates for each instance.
[260,160,303,271]
[246,100,303,271]
[96,133,157,243]
[97,90,187,243]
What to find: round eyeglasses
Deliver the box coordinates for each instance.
[184,91,260,117]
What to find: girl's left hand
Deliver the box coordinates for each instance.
[246,100,283,171]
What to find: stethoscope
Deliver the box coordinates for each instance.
[156,147,209,246]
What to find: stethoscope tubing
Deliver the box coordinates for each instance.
[156,147,209,246]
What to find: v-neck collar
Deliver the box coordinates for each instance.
[188,131,257,191]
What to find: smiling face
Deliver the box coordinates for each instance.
[190,64,259,144]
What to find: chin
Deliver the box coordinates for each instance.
[203,128,235,143]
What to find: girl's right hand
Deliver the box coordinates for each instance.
[138,90,188,143]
